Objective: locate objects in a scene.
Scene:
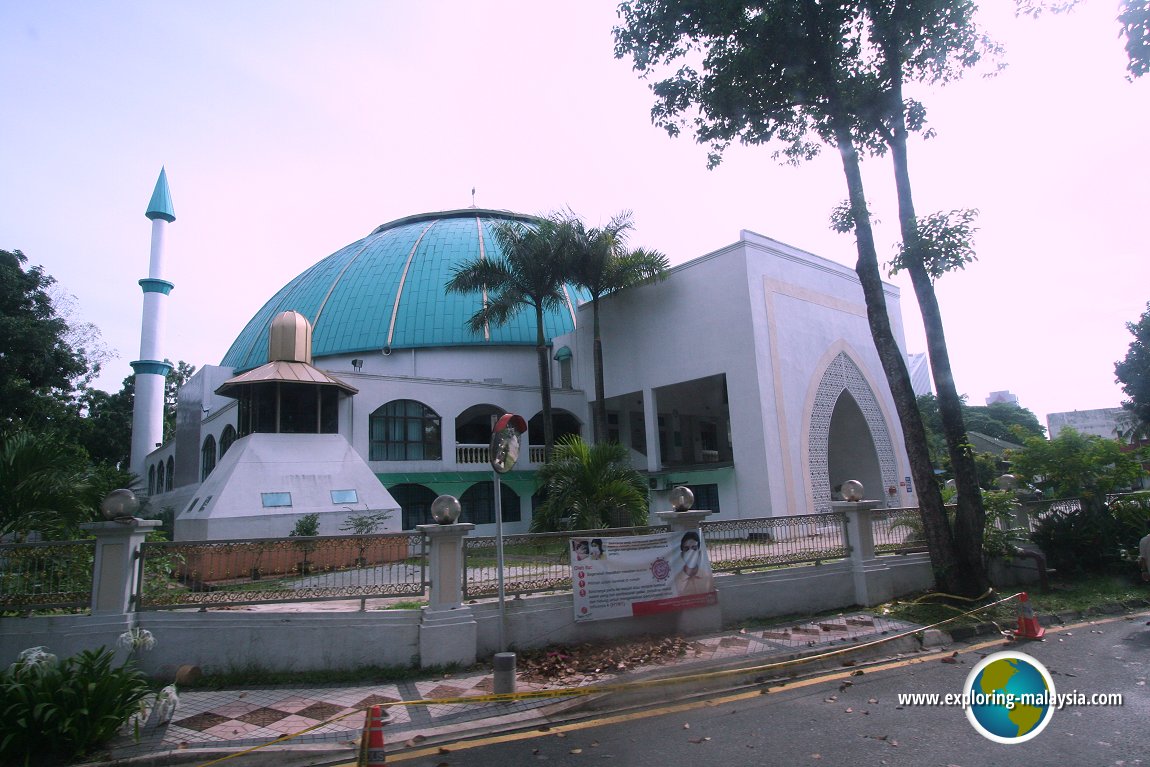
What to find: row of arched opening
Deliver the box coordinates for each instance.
[147,457,174,496]
[183,399,582,496]
[389,482,535,530]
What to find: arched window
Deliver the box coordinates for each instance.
[201,435,217,481]
[165,456,174,492]
[460,481,520,525]
[369,400,442,461]
[156,461,165,495]
[148,465,156,495]
[220,425,237,457]
[388,483,439,530]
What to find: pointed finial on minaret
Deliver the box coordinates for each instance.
[470,187,476,209]
[131,168,176,482]
[146,167,176,223]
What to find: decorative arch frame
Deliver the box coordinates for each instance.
[806,349,899,514]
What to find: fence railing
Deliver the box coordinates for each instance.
[456,443,547,465]
[462,525,668,600]
[137,533,426,610]
[1018,498,1083,533]
[871,507,928,554]
[0,540,96,612]
[700,512,849,572]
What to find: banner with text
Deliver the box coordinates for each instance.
[571,531,717,622]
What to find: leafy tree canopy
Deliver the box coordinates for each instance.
[1115,301,1150,434]
[1007,428,1147,503]
[0,250,92,430]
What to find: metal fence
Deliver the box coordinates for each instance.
[1018,498,1083,533]
[0,540,96,612]
[871,507,928,554]
[136,533,426,610]
[462,525,668,600]
[700,512,849,572]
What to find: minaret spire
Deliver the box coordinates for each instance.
[130,168,176,483]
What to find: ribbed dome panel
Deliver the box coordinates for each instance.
[220,210,588,372]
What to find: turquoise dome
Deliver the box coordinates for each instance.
[221,209,590,372]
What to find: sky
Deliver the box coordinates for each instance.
[1,1,1147,430]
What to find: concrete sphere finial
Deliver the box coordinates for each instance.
[101,489,140,521]
[840,480,864,502]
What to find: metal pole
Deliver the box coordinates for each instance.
[493,469,507,653]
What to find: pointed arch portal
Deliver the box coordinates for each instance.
[808,352,899,514]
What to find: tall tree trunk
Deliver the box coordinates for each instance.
[591,296,607,444]
[833,122,965,592]
[886,74,989,597]
[535,304,555,460]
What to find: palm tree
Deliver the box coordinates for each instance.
[0,430,100,540]
[446,217,569,459]
[559,211,668,443]
[531,435,649,532]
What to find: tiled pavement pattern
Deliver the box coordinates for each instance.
[110,613,918,759]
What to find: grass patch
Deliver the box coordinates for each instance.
[878,574,1150,630]
[375,600,426,610]
[725,574,1150,634]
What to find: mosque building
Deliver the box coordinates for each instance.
[134,172,920,540]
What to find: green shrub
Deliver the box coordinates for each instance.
[0,646,152,766]
[1030,495,1149,574]
[1108,491,1150,562]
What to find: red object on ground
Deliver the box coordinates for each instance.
[359,705,387,767]
[1014,591,1046,640]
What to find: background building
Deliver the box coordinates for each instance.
[1046,407,1133,440]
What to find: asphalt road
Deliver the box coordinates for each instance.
[389,611,1150,767]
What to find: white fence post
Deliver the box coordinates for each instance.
[79,519,161,615]
[656,508,722,634]
[836,500,885,607]
[416,522,477,667]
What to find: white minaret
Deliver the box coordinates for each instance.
[130,168,176,482]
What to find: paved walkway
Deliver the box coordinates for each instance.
[105,612,924,764]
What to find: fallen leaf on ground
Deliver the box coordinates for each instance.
[516,635,695,683]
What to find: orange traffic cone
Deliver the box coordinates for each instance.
[1013,592,1045,640]
[358,705,387,767]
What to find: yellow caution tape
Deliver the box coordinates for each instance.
[197,591,1026,766]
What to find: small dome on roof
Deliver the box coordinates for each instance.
[221,209,589,372]
[268,311,313,364]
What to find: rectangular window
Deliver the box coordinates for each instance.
[330,489,359,505]
[186,497,200,513]
[261,492,292,508]
[198,496,213,511]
